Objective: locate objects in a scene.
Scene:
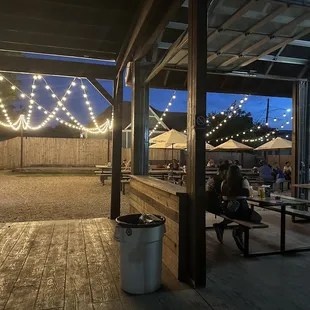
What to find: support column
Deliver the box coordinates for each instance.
[292,80,310,198]
[110,72,123,219]
[131,61,150,175]
[186,0,207,287]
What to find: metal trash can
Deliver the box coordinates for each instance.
[114,214,166,295]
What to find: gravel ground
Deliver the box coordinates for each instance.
[0,173,129,222]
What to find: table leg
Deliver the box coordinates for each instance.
[280,205,286,252]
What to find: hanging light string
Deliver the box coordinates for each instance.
[208,108,292,143]
[25,75,39,126]
[0,73,110,134]
[149,91,177,137]
[206,95,249,137]
[79,78,108,133]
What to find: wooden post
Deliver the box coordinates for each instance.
[20,126,24,168]
[131,61,150,175]
[110,72,123,219]
[186,0,207,287]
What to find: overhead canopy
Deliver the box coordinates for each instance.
[211,139,253,151]
[205,142,215,151]
[255,137,292,150]
[149,129,187,144]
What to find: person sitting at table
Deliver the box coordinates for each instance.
[205,164,228,215]
[272,163,285,184]
[125,160,131,169]
[234,160,242,169]
[168,158,180,170]
[121,159,127,167]
[259,160,273,184]
[283,162,292,188]
[207,159,215,168]
[213,165,262,252]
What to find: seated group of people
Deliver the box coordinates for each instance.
[258,161,292,188]
[205,164,262,252]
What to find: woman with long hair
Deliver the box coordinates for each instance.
[213,165,262,251]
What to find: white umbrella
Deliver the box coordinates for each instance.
[254,137,292,151]
[205,142,214,151]
[255,137,292,166]
[149,129,187,144]
[211,139,253,151]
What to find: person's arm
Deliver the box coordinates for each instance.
[242,178,251,197]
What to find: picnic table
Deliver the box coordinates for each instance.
[247,196,310,256]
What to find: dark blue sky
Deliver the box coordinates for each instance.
[10,53,292,130]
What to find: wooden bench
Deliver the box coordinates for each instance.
[214,214,269,257]
[121,179,130,195]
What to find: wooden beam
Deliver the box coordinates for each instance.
[134,0,183,61]
[0,54,116,79]
[110,72,124,219]
[145,31,188,84]
[87,78,114,106]
[131,61,150,175]
[116,0,156,75]
[186,0,207,287]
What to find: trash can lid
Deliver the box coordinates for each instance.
[116,214,166,228]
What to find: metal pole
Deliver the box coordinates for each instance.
[107,130,110,163]
[20,126,24,168]
[265,98,270,124]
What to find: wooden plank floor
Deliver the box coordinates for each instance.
[0,217,310,309]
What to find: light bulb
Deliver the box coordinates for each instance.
[86,101,90,105]
[62,107,66,111]
[38,106,42,110]
[45,85,50,89]
[32,85,36,89]
[83,94,87,98]
[55,107,59,111]
[239,105,242,108]
[287,109,291,112]
[224,120,227,123]
[0,104,4,108]
[281,125,284,128]
[88,107,92,111]
[44,111,48,114]
[30,100,34,104]
[70,116,74,120]
[67,90,71,94]
[165,108,168,112]
[286,121,289,124]
[56,118,59,121]
[240,100,244,104]
[66,112,70,116]
[243,132,245,134]
[33,75,38,80]
[228,115,232,118]
[62,97,67,101]
[57,101,62,106]
[244,97,248,101]
[0,76,3,81]
[231,106,234,110]
[163,113,166,116]
[81,85,86,89]
[11,86,16,90]
[20,94,26,98]
[90,112,94,115]
[221,111,224,115]
[172,95,176,99]
[52,94,56,98]
[257,126,261,129]
[266,123,269,126]
[37,75,42,80]
[212,116,215,119]
[71,82,76,86]
[31,93,35,97]
[273,118,277,122]
[168,102,172,106]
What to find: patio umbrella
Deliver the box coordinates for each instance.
[150,129,187,164]
[205,142,214,151]
[211,139,253,151]
[210,139,252,166]
[254,137,292,166]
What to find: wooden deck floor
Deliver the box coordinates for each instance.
[0,217,310,309]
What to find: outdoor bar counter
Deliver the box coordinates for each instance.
[129,175,189,281]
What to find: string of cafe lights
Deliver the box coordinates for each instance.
[206,95,249,137]
[0,73,110,134]
[207,108,292,144]
[149,91,177,137]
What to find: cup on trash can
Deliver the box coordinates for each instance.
[114,214,166,295]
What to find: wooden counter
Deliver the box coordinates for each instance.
[129,176,189,281]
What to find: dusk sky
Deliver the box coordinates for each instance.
[8,53,292,131]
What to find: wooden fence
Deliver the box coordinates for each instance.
[0,137,181,169]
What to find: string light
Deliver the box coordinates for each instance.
[0,73,110,134]
[206,95,248,137]
[149,91,177,136]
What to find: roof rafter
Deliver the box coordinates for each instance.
[207,4,288,64]
[220,9,310,68]
[87,78,114,106]
[144,30,188,84]
[0,54,116,79]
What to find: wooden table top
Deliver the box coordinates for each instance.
[248,197,306,206]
